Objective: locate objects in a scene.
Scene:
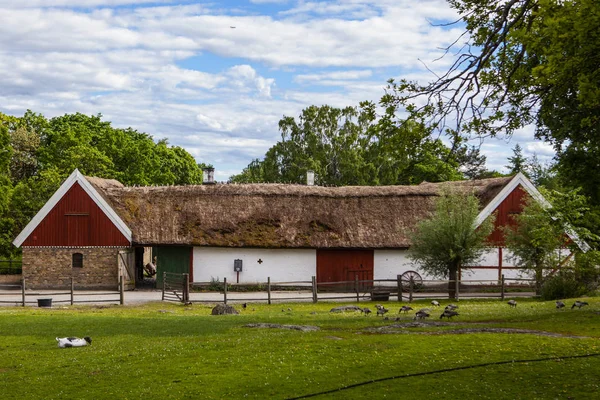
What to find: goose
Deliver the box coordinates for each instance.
[571,301,589,309]
[507,300,517,308]
[440,310,459,319]
[414,309,430,320]
[431,300,440,307]
[56,337,92,348]
[376,306,389,317]
[363,307,372,316]
[445,304,458,311]
[399,305,413,314]
[555,301,566,309]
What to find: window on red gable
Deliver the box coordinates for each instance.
[72,253,83,268]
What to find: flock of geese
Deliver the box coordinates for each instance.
[358,299,590,321]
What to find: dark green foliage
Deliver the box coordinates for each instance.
[540,272,586,301]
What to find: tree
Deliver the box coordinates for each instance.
[388,0,600,201]
[230,98,481,185]
[503,188,599,294]
[0,110,208,258]
[0,124,14,257]
[506,144,527,175]
[408,188,496,298]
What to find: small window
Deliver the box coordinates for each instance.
[72,253,83,268]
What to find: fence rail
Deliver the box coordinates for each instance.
[188,274,536,304]
[162,272,190,304]
[0,277,125,306]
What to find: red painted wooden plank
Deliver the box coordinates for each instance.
[22,182,130,247]
[486,185,528,246]
[316,249,374,284]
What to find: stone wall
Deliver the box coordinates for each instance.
[22,247,128,289]
[0,274,21,285]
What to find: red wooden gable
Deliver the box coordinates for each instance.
[22,182,130,247]
[487,184,528,246]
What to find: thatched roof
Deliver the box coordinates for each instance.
[87,176,514,249]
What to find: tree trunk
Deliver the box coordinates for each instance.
[535,267,543,296]
[448,267,458,299]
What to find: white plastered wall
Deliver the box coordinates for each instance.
[193,247,316,284]
[375,249,532,282]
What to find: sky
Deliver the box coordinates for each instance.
[0,0,555,181]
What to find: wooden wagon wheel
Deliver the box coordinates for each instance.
[400,270,423,289]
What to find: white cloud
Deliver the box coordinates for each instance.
[0,0,549,179]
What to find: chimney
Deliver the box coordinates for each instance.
[203,167,215,184]
[306,170,315,186]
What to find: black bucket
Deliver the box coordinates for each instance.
[37,298,53,308]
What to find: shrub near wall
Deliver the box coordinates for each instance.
[21,247,125,289]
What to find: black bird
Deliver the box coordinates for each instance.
[507,300,517,308]
[242,303,247,309]
[440,310,459,319]
[414,309,430,320]
[556,301,565,309]
[571,301,589,309]
[399,305,413,313]
[376,306,389,317]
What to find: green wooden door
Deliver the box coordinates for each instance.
[154,246,192,287]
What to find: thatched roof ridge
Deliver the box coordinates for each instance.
[87,175,514,248]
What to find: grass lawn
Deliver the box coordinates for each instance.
[1,297,599,399]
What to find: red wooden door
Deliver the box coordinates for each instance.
[317,249,374,290]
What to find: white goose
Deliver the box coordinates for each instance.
[56,337,92,348]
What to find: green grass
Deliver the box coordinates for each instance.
[0,298,599,399]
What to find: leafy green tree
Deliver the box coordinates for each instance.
[231,98,476,185]
[0,124,14,257]
[0,110,207,258]
[504,188,599,294]
[408,188,495,298]
[388,0,600,201]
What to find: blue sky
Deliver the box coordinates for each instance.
[0,0,554,180]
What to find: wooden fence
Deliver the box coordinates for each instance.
[189,274,536,304]
[162,272,190,304]
[0,276,125,306]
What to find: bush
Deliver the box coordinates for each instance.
[540,272,586,300]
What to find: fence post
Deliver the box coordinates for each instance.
[311,276,317,303]
[162,271,166,301]
[119,275,125,305]
[355,274,359,302]
[409,277,413,303]
[223,277,227,305]
[397,275,402,302]
[71,277,74,305]
[183,273,190,304]
[267,277,271,305]
[501,274,505,301]
[21,277,25,307]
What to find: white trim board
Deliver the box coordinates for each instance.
[12,169,132,248]
[475,173,589,252]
